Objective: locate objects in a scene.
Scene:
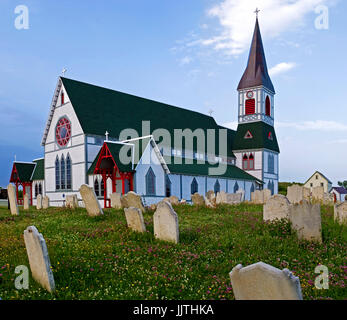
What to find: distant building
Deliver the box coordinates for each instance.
[330,187,347,203]
[304,171,332,193]
[0,188,8,199]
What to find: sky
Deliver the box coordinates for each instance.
[0,0,346,187]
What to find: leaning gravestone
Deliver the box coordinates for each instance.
[111,193,122,209]
[42,196,50,209]
[24,226,55,293]
[79,184,103,216]
[263,194,291,222]
[289,200,322,243]
[121,191,145,213]
[36,194,43,210]
[7,183,19,215]
[191,193,205,206]
[286,184,304,204]
[66,195,79,209]
[153,201,179,244]
[229,262,302,300]
[334,202,347,225]
[124,207,146,233]
[23,194,30,211]
[312,186,324,202]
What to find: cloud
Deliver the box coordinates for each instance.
[180,56,193,66]
[203,0,332,56]
[276,120,347,132]
[269,62,297,76]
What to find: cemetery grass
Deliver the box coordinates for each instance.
[0,204,346,300]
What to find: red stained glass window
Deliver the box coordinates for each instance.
[56,117,71,147]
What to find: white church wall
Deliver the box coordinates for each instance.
[168,174,181,198]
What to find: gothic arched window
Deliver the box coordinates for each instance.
[249,154,254,170]
[55,156,60,190]
[146,167,156,195]
[61,91,64,105]
[191,178,198,195]
[251,183,255,193]
[66,154,72,190]
[94,179,100,197]
[242,154,249,170]
[38,183,42,195]
[214,180,220,194]
[100,178,105,197]
[234,181,239,193]
[265,96,271,116]
[35,184,38,197]
[60,155,66,190]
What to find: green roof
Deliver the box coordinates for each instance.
[87,142,136,175]
[11,162,36,182]
[233,122,280,153]
[61,77,235,158]
[164,156,262,183]
[31,159,45,181]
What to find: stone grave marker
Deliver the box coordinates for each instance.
[334,202,347,225]
[111,192,122,209]
[124,207,146,233]
[24,226,55,293]
[153,201,179,244]
[66,195,79,209]
[23,194,30,211]
[121,191,145,212]
[79,184,103,216]
[229,261,302,300]
[42,196,50,209]
[263,194,291,221]
[286,184,304,204]
[36,194,43,210]
[7,183,19,215]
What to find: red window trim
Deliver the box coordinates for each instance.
[245,99,255,115]
[242,153,255,170]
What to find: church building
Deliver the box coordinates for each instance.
[9,17,280,208]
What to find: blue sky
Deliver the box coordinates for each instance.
[0,0,346,187]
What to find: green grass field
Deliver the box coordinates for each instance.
[0,203,346,300]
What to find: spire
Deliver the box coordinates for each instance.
[237,17,275,93]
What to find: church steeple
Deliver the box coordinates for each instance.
[237,18,274,93]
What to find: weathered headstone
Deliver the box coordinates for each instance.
[66,195,79,209]
[23,194,30,211]
[153,201,179,244]
[7,184,19,215]
[226,192,243,204]
[229,262,302,300]
[289,200,322,243]
[205,190,216,207]
[263,194,291,221]
[169,195,179,206]
[36,194,43,210]
[110,192,122,209]
[42,196,50,209]
[24,226,55,293]
[124,207,146,233]
[286,184,304,204]
[251,189,271,204]
[216,191,227,205]
[191,193,205,206]
[79,184,104,216]
[303,187,311,201]
[312,186,324,202]
[334,202,347,225]
[121,191,145,212]
[236,189,245,202]
[323,192,334,205]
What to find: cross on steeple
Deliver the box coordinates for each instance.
[62,68,67,76]
[105,131,109,141]
[254,8,260,18]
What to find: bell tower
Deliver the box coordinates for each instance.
[237,16,275,126]
[233,14,280,195]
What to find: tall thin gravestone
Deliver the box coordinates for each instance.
[7,184,19,215]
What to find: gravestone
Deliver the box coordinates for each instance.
[251,189,271,204]
[110,193,122,209]
[312,186,324,202]
[169,195,179,206]
[229,262,302,300]
[121,191,145,213]
[79,184,104,216]
[334,202,347,225]
[286,184,304,204]
[23,194,30,211]
[36,194,43,210]
[124,207,146,233]
[236,189,245,202]
[24,226,55,293]
[191,193,205,206]
[66,195,78,209]
[7,184,19,215]
[216,191,227,205]
[205,190,216,207]
[263,194,291,221]
[323,193,334,205]
[226,192,243,204]
[42,196,50,209]
[289,200,322,243]
[153,201,179,244]
[303,187,311,201]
